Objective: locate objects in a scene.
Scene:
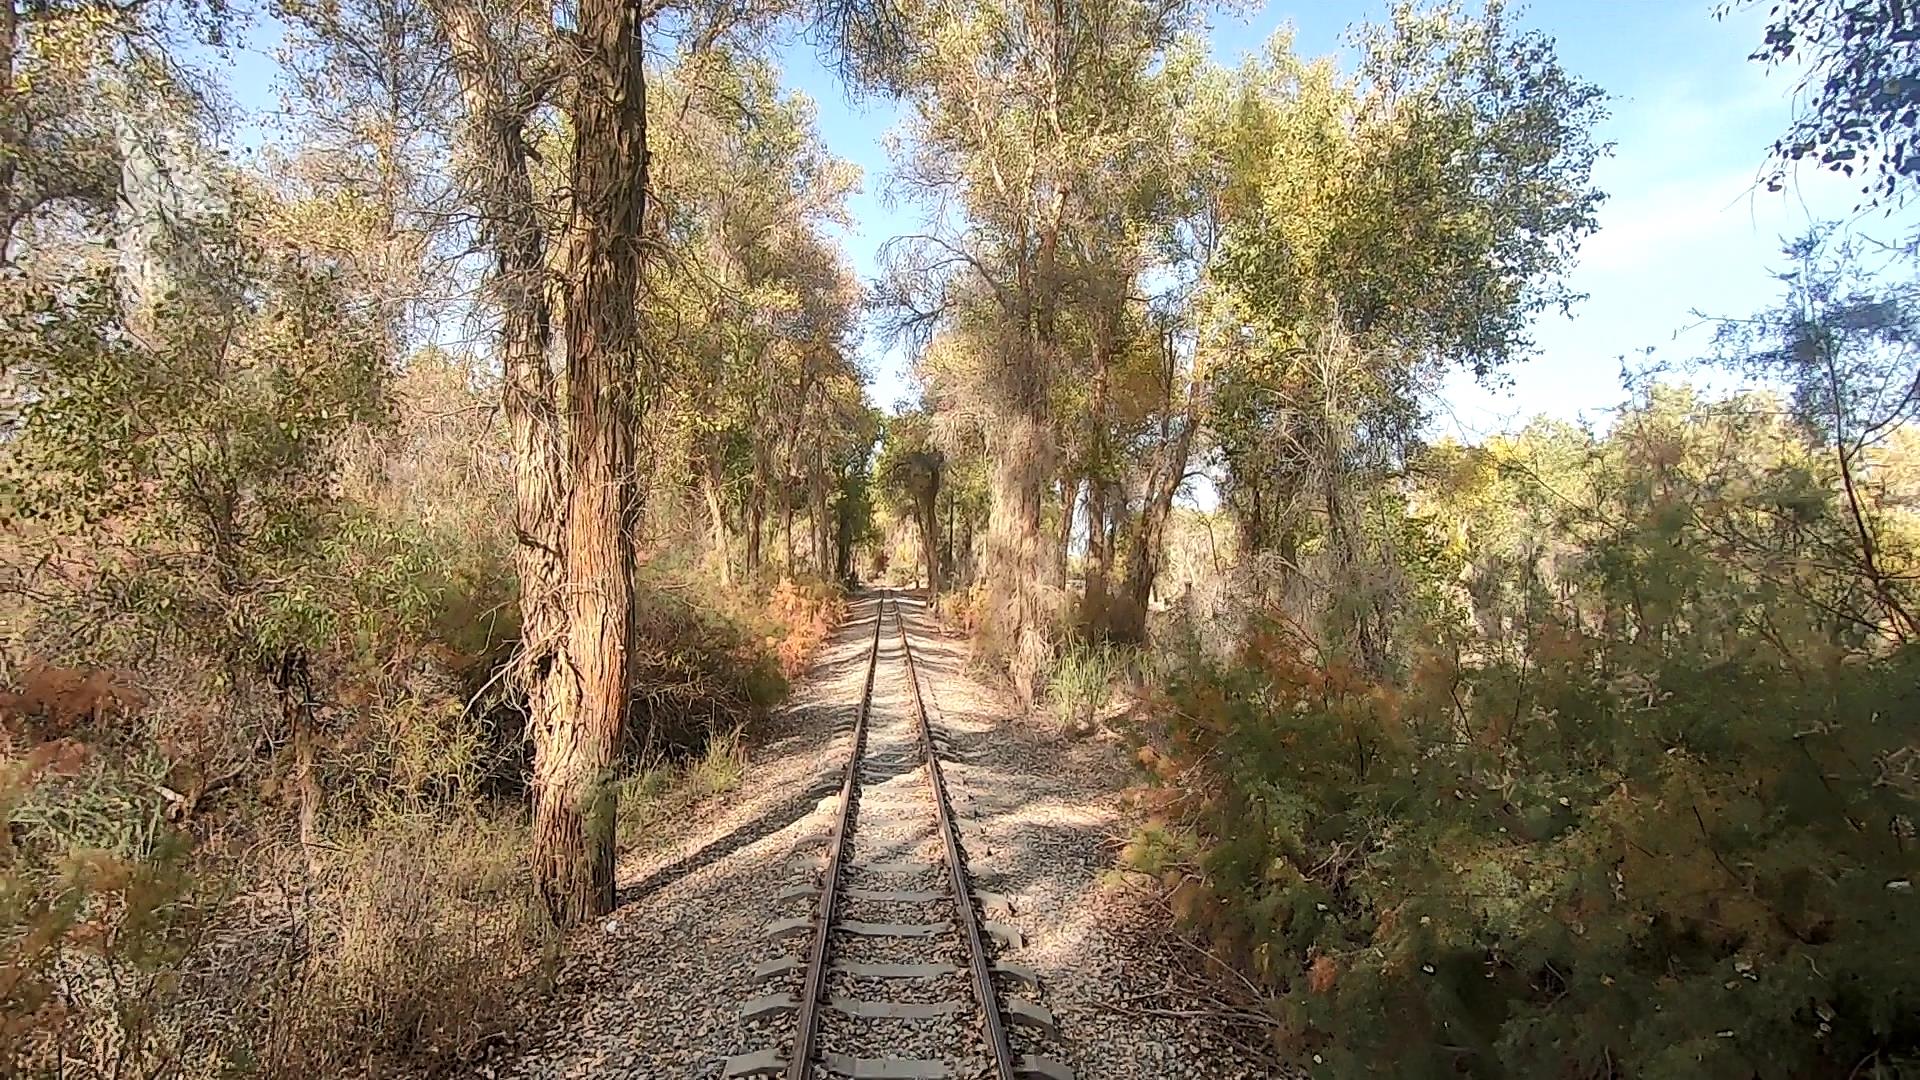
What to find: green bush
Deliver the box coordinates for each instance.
[1048,641,1125,735]
[1137,387,1920,1078]
[1145,624,1920,1079]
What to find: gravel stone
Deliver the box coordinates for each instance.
[487,593,1289,1079]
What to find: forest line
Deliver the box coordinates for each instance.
[4,0,1920,1075]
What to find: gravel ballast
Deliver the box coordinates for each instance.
[491,593,1282,1079]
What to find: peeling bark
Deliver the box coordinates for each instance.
[532,0,650,925]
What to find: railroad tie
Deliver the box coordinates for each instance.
[751,956,803,980]
[783,850,827,872]
[1015,1056,1077,1080]
[763,917,813,943]
[854,858,935,874]
[823,1052,949,1079]
[990,960,1041,990]
[1004,997,1061,1038]
[739,993,797,1021]
[845,887,943,903]
[722,1047,786,1078]
[982,920,1024,949]
[838,919,949,937]
[828,996,962,1019]
[835,960,959,979]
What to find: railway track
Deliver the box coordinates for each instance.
[725,592,1073,1080]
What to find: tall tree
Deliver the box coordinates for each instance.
[877,410,945,594]
[879,0,1198,704]
[1206,3,1605,668]
[419,0,578,919]
[524,0,650,923]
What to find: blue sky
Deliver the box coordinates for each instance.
[772,1,1920,433]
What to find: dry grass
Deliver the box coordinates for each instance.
[0,761,555,1080]
[616,725,746,854]
[237,810,552,1077]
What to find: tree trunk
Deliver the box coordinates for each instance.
[985,412,1050,707]
[532,0,648,927]
[782,496,794,575]
[918,497,941,599]
[1055,474,1077,588]
[0,0,19,266]
[835,474,861,583]
[434,0,569,817]
[1823,353,1919,640]
[1082,304,1113,632]
[959,502,972,585]
[811,442,830,575]
[1112,330,1200,644]
[746,488,763,574]
[700,456,732,586]
[273,651,323,876]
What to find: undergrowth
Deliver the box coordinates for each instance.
[1130,395,1920,1078]
[1047,640,1124,736]
[1,549,843,1077]
[1136,635,1920,1078]
[616,726,746,853]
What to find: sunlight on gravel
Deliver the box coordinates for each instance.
[486,594,1285,1079]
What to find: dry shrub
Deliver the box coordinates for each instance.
[624,583,787,758]
[0,665,147,741]
[0,741,220,1079]
[242,811,548,1077]
[763,578,846,679]
[940,583,988,638]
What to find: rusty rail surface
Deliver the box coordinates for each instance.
[783,591,884,1080]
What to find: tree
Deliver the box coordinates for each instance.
[3,158,388,868]
[876,410,944,595]
[421,0,872,926]
[878,0,1201,704]
[1726,0,1920,209]
[649,54,863,587]
[1207,2,1605,668]
[1709,226,1920,640]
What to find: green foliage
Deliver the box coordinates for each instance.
[1200,6,1609,661]
[1725,0,1920,208]
[1214,1,1607,377]
[0,181,388,671]
[1156,638,1920,1078]
[648,52,869,585]
[1139,384,1920,1077]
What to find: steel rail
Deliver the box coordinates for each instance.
[785,590,887,1080]
[892,595,1022,1080]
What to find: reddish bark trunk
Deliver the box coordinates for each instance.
[532,0,649,926]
